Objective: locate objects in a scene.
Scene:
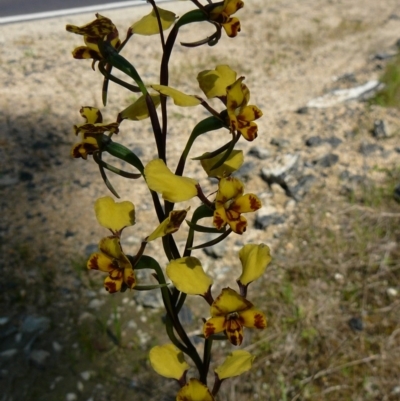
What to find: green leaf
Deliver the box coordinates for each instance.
[103,140,145,175]
[175,9,208,29]
[98,41,146,94]
[185,220,225,233]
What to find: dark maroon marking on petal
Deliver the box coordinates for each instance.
[88,254,100,270]
[204,322,217,338]
[235,220,247,234]
[125,275,136,289]
[254,109,263,119]
[254,313,267,329]
[249,195,261,211]
[213,213,226,230]
[105,281,117,293]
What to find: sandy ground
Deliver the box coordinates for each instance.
[0,0,400,400]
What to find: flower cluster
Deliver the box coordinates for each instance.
[67,1,272,399]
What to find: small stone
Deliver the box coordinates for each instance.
[248,147,270,160]
[348,317,363,332]
[29,350,50,367]
[135,290,163,309]
[203,235,227,259]
[21,315,50,334]
[127,320,137,329]
[233,161,255,182]
[325,136,343,148]
[80,371,92,381]
[0,317,9,325]
[0,349,18,359]
[0,174,18,187]
[334,273,344,283]
[314,153,339,168]
[359,142,383,155]
[270,138,290,148]
[52,341,62,352]
[77,381,84,392]
[66,393,77,401]
[305,136,322,147]
[372,119,390,138]
[88,299,105,309]
[296,106,308,114]
[84,244,98,257]
[386,288,398,297]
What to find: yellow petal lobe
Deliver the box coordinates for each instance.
[176,378,214,401]
[200,150,243,178]
[215,350,255,380]
[144,159,198,202]
[166,257,213,295]
[238,243,271,286]
[95,196,135,233]
[149,344,189,380]
[151,85,201,107]
[131,7,176,35]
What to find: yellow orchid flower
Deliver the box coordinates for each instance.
[71,107,119,159]
[144,159,198,203]
[197,65,237,99]
[166,257,213,296]
[87,236,136,293]
[94,196,135,235]
[226,77,263,141]
[66,14,121,62]
[213,177,261,235]
[238,243,272,286]
[203,287,266,346]
[215,350,255,380]
[176,379,214,401]
[149,344,189,380]
[147,209,188,242]
[208,0,244,37]
[200,149,243,178]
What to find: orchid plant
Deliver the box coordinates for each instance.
[67,0,271,399]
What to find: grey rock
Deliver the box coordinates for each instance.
[178,305,193,325]
[307,80,383,108]
[261,153,300,180]
[0,317,10,326]
[372,119,390,138]
[21,316,50,334]
[359,142,383,155]
[255,213,286,230]
[314,153,339,168]
[270,138,290,148]
[88,299,105,309]
[84,243,98,257]
[305,136,322,147]
[0,349,18,359]
[325,136,343,148]
[248,146,270,160]
[373,53,395,61]
[135,290,163,309]
[0,174,18,187]
[203,235,227,259]
[395,147,400,153]
[234,161,255,182]
[296,106,308,114]
[29,349,50,368]
[291,175,317,199]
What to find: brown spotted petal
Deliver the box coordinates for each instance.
[87,237,135,293]
[66,14,116,37]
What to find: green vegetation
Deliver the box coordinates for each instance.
[371,55,400,108]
